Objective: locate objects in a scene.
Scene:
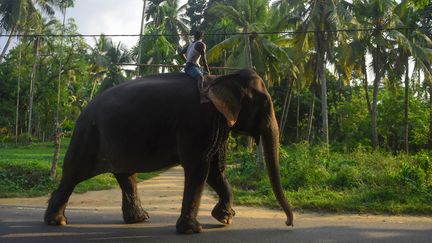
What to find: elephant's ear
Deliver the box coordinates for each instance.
[208,74,243,127]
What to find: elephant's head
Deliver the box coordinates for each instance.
[207,69,294,226]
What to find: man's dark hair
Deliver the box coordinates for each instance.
[194,30,204,40]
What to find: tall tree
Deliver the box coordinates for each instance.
[185,0,206,33]
[138,0,189,75]
[390,0,432,152]
[26,16,59,140]
[89,35,131,93]
[208,0,296,82]
[133,24,180,75]
[52,0,74,180]
[353,0,404,150]
[293,0,355,147]
[0,0,67,63]
[145,0,188,44]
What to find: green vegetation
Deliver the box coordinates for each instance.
[227,144,432,214]
[0,139,158,198]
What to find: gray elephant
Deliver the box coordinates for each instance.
[44,69,294,234]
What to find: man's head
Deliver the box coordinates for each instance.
[194,30,204,41]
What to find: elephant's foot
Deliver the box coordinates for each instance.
[211,202,236,224]
[122,205,150,224]
[176,216,202,234]
[44,213,68,226]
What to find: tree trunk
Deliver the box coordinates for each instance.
[403,60,409,153]
[0,24,18,63]
[307,91,316,142]
[244,25,253,69]
[296,78,300,141]
[28,37,40,142]
[15,39,22,144]
[371,65,381,151]
[137,0,147,76]
[361,56,372,115]
[316,33,329,146]
[428,76,432,149]
[51,9,67,180]
[279,78,294,141]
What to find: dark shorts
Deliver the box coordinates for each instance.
[184,62,203,80]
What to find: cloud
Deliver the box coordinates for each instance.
[66,0,143,48]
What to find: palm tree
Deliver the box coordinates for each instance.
[134,24,179,75]
[146,0,166,26]
[292,0,355,147]
[145,0,188,44]
[137,0,188,75]
[390,0,432,152]
[26,16,59,140]
[89,35,131,94]
[0,0,66,63]
[353,0,404,150]
[52,0,74,180]
[208,0,296,83]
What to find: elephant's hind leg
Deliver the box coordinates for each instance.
[114,173,149,224]
[44,180,76,226]
[207,157,236,225]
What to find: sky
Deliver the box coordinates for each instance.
[0,0,147,52]
[64,0,145,48]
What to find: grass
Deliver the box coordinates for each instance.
[2,138,431,215]
[226,143,432,215]
[0,139,159,198]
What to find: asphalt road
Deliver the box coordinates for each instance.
[1,167,431,243]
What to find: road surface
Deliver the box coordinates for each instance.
[1,166,431,242]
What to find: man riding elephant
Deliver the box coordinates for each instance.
[180,30,210,94]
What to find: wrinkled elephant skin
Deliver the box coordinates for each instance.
[44,69,293,234]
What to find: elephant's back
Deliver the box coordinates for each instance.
[84,73,199,118]
[79,72,200,134]
[100,73,198,104]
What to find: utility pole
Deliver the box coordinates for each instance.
[137,0,147,76]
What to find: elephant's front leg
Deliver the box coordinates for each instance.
[114,173,149,224]
[207,154,236,225]
[176,160,210,234]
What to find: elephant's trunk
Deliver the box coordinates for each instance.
[260,101,294,226]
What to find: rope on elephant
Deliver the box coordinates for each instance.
[203,115,230,162]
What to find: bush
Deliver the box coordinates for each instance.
[330,162,361,189]
[0,161,56,197]
[226,143,432,214]
[391,161,427,194]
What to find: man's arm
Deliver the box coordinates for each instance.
[179,44,188,62]
[196,42,210,74]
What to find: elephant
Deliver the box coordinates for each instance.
[44,69,294,234]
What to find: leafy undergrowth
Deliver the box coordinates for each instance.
[0,140,159,198]
[227,143,432,214]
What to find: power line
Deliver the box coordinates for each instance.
[1,26,430,38]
